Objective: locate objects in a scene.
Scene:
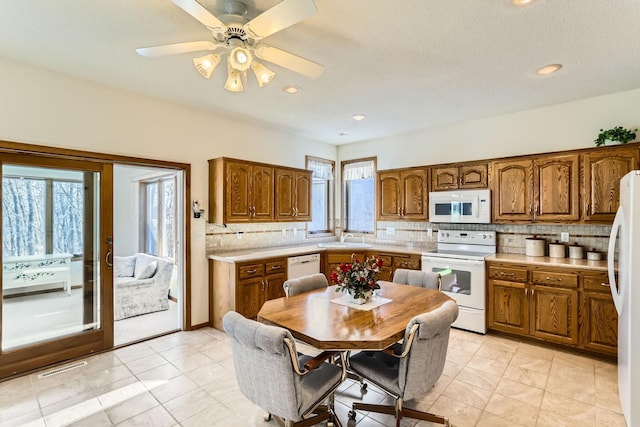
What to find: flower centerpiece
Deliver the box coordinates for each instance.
[330,254,383,304]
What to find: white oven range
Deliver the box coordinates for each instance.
[421,229,496,334]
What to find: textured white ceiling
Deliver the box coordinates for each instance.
[0,0,639,145]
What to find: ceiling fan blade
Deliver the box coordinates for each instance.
[254,45,324,79]
[244,0,317,40]
[172,0,227,34]
[136,41,221,57]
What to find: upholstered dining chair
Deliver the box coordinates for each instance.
[392,268,440,289]
[223,311,347,427]
[347,300,459,427]
[283,273,328,296]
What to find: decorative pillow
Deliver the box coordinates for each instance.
[114,255,136,277]
[135,260,157,280]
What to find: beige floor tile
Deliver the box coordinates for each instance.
[104,390,159,425]
[510,351,552,375]
[495,377,544,406]
[169,352,214,374]
[476,341,516,363]
[483,334,520,352]
[595,407,626,427]
[427,394,482,427]
[455,366,501,391]
[0,376,33,399]
[0,392,41,423]
[448,337,482,354]
[134,363,182,383]
[180,402,234,427]
[114,343,156,364]
[123,353,168,375]
[83,365,135,392]
[442,378,492,410]
[484,393,539,426]
[446,346,476,365]
[516,342,555,360]
[43,397,104,427]
[547,360,595,404]
[595,374,622,414]
[442,359,465,378]
[80,353,123,375]
[158,343,202,362]
[503,364,548,389]
[116,405,176,427]
[540,391,596,425]
[536,409,595,427]
[476,411,527,427]
[0,410,44,427]
[36,377,91,409]
[163,388,219,422]
[144,374,198,404]
[185,361,230,387]
[466,354,509,377]
[67,410,112,426]
[553,350,596,371]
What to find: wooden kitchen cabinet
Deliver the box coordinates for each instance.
[210,257,287,327]
[492,154,579,223]
[209,157,311,223]
[431,162,488,191]
[583,146,639,222]
[324,251,366,282]
[377,167,428,221]
[487,261,617,356]
[366,250,421,282]
[274,168,312,221]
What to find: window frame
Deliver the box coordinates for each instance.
[341,156,377,234]
[139,174,177,260]
[305,156,335,237]
[2,174,85,259]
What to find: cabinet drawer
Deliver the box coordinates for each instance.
[393,256,420,270]
[265,260,286,274]
[372,255,393,267]
[239,264,265,279]
[488,266,528,283]
[583,274,612,292]
[326,252,364,264]
[532,271,578,288]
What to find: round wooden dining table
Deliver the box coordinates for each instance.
[257,281,454,351]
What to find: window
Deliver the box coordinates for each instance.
[306,156,334,235]
[342,158,376,233]
[2,169,84,257]
[140,175,176,259]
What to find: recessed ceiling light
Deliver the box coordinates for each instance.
[352,114,367,121]
[338,132,348,136]
[282,85,300,94]
[513,0,535,6]
[536,64,563,75]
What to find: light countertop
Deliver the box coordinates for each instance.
[208,243,432,263]
[486,253,611,271]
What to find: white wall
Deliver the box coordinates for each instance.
[0,58,337,326]
[338,88,640,168]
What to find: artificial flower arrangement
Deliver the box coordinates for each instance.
[330,254,383,302]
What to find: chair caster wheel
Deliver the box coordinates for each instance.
[263,413,272,421]
[360,382,367,391]
[348,410,356,420]
[327,422,334,427]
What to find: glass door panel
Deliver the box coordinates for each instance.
[0,156,112,378]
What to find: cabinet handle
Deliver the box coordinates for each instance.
[294,207,298,216]
[600,282,611,287]
[531,288,535,297]
[246,269,257,274]
[264,279,269,290]
[271,265,281,270]
[499,272,516,278]
[525,288,528,297]
[545,276,562,282]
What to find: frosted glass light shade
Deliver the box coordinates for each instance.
[229,47,252,71]
[193,54,221,79]
[224,63,246,92]
[251,61,275,87]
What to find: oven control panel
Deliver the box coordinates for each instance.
[437,230,496,246]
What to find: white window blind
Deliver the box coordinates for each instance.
[308,159,334,180]
[342,160,375,181]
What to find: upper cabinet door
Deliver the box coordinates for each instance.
[534,154,580,222]
[401,169,428,220]
[459,163,488,189]
[583,147,639,222]
[294,170,311,221]
[251,166,274,221]
[491,159,534,221]
[274,168,295,220]
[431,167,459,191]
[225,161,252,222]
[377,171,402,220]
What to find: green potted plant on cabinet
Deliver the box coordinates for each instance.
[594,126,638,146]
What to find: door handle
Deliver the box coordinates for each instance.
[105,249,113,269]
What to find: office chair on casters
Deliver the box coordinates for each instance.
[347,300,459,427]
[223,311,347,427]
[392,268,441,289]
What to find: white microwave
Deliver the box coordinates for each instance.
[428,189,491,223]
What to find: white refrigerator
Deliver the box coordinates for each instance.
[608,170,640,426]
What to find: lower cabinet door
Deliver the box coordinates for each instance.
[530,285,578,345]
[266,273,286,301]
[582,291,618,355]
[237,277,264,320]
[488,279,529,335]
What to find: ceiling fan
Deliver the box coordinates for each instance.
[136,0,324,92]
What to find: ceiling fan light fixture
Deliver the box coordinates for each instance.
[193,54,221,79]
[282,85,300,94]
[251,61,275,87]
[224,62,246,92]
[229,46,252,71]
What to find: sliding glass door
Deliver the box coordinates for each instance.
[0,153,113,378]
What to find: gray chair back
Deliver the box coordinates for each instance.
[399,300,458,400]
[222,311,302,421]
[393,269,440,289]
[283,273,328,296]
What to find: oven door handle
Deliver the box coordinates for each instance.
[421,256,485,266]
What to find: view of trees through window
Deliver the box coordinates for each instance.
[2,175,84,257]
[141,176,176,259]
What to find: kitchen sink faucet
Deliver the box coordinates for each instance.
[340,232,354,243]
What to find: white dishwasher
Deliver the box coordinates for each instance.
[287,253,321,280]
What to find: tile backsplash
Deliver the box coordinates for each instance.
[206,220,612,257]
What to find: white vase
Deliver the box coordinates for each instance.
[604,139,622,146]
[349,290,373,305]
